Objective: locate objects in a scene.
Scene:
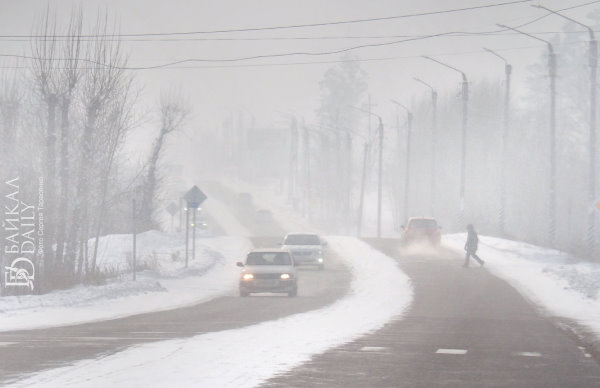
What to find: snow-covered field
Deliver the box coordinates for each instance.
[444,234,600,338]
[15,236,413,387]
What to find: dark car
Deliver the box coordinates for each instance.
[401,217,441,246]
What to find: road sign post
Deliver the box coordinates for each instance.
[166,202,178,233]
[185,207,189,267]
[183,186,207,268]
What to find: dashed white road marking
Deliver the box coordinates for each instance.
[514,352,542,357]
[360,346,387,352]
[436,348,467,355]
[0,342,15,347]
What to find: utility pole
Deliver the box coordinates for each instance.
[532,4,597,254]
[302,120,311,219]
[414,77,438,216]
[289,117,298,207]
[192,208,196,261]
[357,142,369,236]
[348,105,384,238]
[423,56,469,226]
[483,48,512,237]
[377,117,384,238]
[395,107,402,228]
[498,24,557,245]
[132,198,136,281]
[185,206,189,267]
[179,196,183,232]
[391,100,413,225]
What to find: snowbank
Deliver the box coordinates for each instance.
[16,236,413,387]
[444,234,600,338]
[0,232,252,332]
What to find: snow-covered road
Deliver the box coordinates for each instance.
[444,234,600,339]
[15,236,413,387]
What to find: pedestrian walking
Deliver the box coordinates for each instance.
[463,224,484,267]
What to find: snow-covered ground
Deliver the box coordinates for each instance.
[444,233,600,338]
[0,231,252,332]
[7,175,600,387]
[0,193,255,332]
[15,236,413,387]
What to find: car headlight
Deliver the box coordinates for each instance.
[280,273,291,279]
[242,273,254,280]
[317,258,323,263]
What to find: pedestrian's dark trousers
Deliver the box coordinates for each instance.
[464,250,483,266]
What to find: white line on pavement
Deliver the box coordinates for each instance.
[514,352,542,357]
[436,348,467,355]
[360,346,387,352]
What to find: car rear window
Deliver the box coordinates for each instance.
[284,234,320,245]
[246,252,292,265]
[408,219,438,229]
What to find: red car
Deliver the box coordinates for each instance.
[401,217,441,246]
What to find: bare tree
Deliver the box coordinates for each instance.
[139,92,189,231]
[55,8,83,267]
[89,80,138,274]
[31,7,60,278]
[0,67,23,166]
[66,12,130,280]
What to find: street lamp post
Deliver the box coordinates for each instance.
[498,24,557,245]
[532,5,597,254]
[376,117,384,238]
[423,56,469,225]
[131,185,144,281]
[357,141,369,236]
[348,105,384,238]
[414,77,438,216]
[483,47,512,236]
[132,197,137,281]
[185,205,189,267]
[391,100,413,225]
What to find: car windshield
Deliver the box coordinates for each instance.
[246,252,292,266]
[408,219,437,229]
[284,234,320,245]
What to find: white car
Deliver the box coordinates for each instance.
[281,233,327,270]
[237,248,298,297]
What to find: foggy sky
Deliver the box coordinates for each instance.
[0,0,597,154]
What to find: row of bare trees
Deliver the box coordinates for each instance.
[0,8,188,292]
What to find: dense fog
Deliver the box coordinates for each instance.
[1,0,599,292]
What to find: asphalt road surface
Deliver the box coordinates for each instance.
[0,236,350,385]
[264,238,600,388]
[2,178,600,387]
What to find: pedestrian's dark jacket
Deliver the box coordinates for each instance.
[465,229,478,253]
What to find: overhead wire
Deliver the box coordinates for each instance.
[0,0,533,39]
[0,0,598,70]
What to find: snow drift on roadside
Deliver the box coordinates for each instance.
[444,233,600,338]
[17,236,413,387]
[0,233,252,332]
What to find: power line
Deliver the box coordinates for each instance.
[1,29,599,43]
[1,0,597,70]
[0,0,532,39]
[0,44,550,71]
